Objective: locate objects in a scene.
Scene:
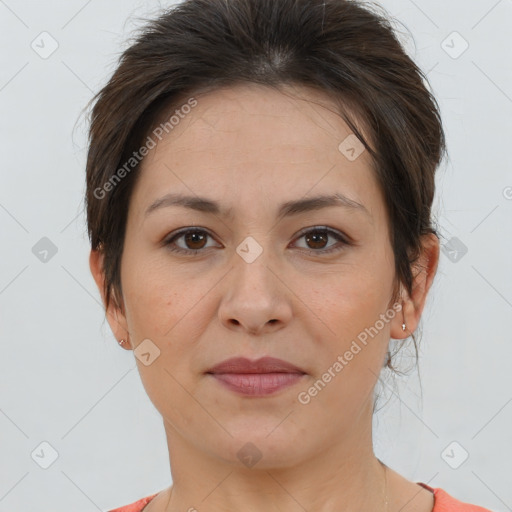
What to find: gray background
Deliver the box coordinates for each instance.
[0,0,511,511]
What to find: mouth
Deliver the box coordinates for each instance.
[205,356,307,396]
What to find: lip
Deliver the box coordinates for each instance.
[206,357,307,396]
[206,356,306,374]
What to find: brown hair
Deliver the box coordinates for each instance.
[84,0,446,374]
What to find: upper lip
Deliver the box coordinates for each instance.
[206,357,306,374]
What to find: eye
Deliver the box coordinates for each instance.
[162,226,350,256]
[163,228,219,254]
[292,226,350,254]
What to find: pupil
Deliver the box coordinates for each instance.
[186,232,205,249]
[307,232,327,249]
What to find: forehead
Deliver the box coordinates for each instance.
[161,83,366,151]
[132,83,384,225]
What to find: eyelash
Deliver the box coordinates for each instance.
[162,226,350,255]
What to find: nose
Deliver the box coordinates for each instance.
[218,248,293,335]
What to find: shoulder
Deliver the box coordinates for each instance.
[106,493,158,512]
[417,483,495,512]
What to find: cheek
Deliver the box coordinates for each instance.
[120,253,175,338]
[300,278,391,417]
[122,257,216,343]
[320,266,392,323]
[124,278,172,334]
[302,260,394,367]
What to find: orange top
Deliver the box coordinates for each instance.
[108,492,158,512]
[107,483,493,511]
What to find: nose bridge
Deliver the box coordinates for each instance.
[232,233,278,296]
[218,233,292,333]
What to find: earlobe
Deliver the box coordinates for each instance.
[89,249,131,349]
[389,295,412,340]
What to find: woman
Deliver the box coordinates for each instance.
[85,0,493,510]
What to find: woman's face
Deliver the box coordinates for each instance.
[102,83,414,468]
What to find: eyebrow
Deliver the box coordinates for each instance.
[144,192,370,220]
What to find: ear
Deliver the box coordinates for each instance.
[89,249,131,350]
[390,233,440,339]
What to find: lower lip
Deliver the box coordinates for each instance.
[209,372,306,396]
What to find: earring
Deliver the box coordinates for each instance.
[118,339,126,345]
[401,322,406,332]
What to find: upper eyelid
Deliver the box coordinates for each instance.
[293,225,348,240]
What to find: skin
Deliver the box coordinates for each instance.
[90,83,439,512]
